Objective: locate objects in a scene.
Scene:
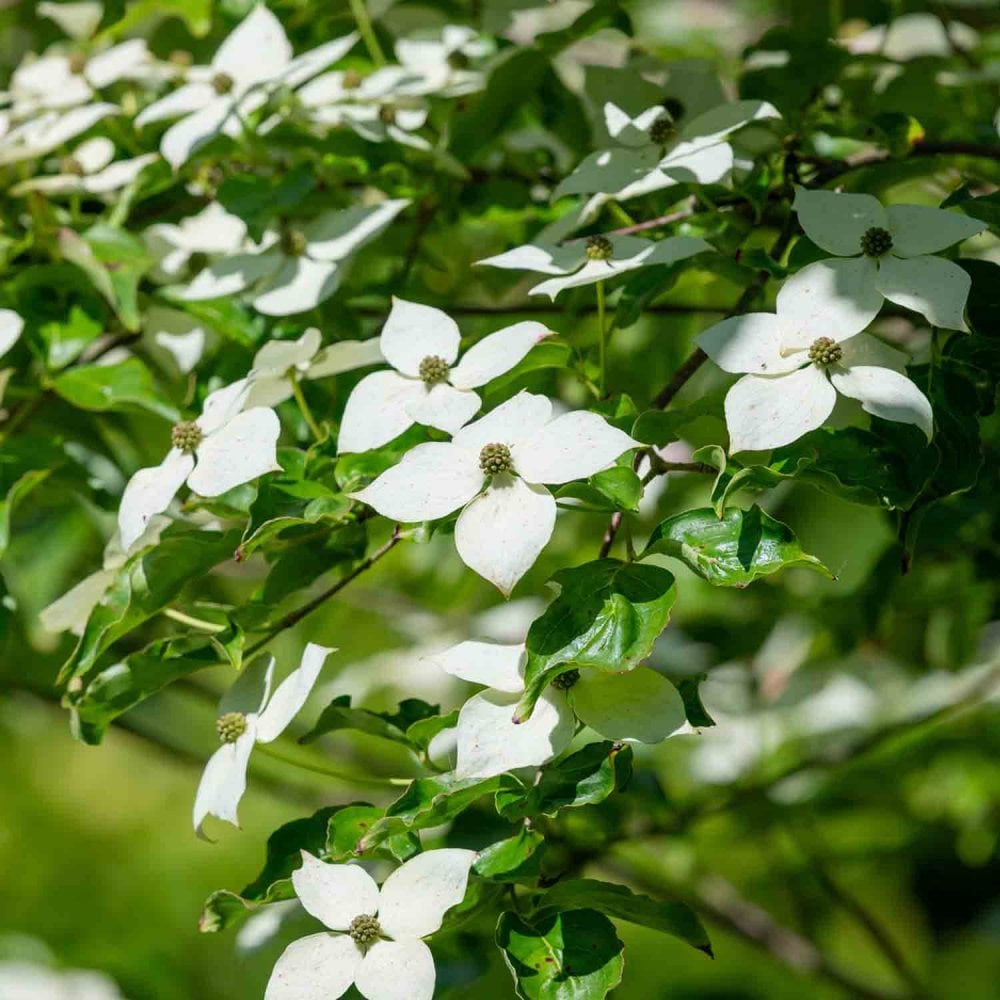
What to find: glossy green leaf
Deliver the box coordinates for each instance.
[299,695,441,748]
[326,804,420,862]
[496,908,624,1000]
[555,466,642,513]
[517,559,676,721]
[475,829,546,883]
[643,506,832,586]
[0,469,50,558]
[52,358,180,421]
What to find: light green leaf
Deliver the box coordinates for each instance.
[0,469,50,558]
[556,466,642,513]
[52,358,180,421]
[644,506,832,586]
[326,804,420,862]
[496,908,624,1000]
[475,829,546,883]
[299,695,441,748]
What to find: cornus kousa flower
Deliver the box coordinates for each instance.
[194,645,334,836]
[478,233,711,299]
[338,298,548,453]
[144,202,248,283]
[352,392,639,595]
[554,99,779,201]
[266,848,477,1000]
[10,136,157,198]
[393,26,493,97]
[429,640,687,779]
[698,315,933,453]
[181,199,409,316]
[792,187,986,331]
[0,103,118,166]
[243,327,383,408]
[134,4,358,169]
[117,378,280,550]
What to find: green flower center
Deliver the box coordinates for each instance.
[60,156,84,176]
[585,235,614,261]
[479,442,513,476]
[281,228,309,257]
[348,914,382,946]
[171,420,204,453]
[860,226,893,258]
[68,52,88,75]
[418,355,450,385]
[447,50,471,71]
[216,711,248,744]
[808,337,843,366]
[169,49,193,68]
[212,71,235,95]
[379,104,397,125]
[551,669,580,691]
[648,115,676,146]
[342,68,364,90]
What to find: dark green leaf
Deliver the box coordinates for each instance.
[0,469,50,558]
[676,675,716,728]
[299,695,440,748]
[555,466,642,513]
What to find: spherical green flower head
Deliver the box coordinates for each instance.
[216,711,248,744]
[585,235,614,261]
[648,114,676,146]
[551,668,580,691]
[418,354,450,385]
[860,226,893,258]
[479,442,513,475]
[349,913,382,946]
[171,420,204,453]
[281,228,309,257]
[808,337,843,366]
[212,71,235,95]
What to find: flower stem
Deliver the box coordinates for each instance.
[163,608,227,633]
[256,742,411,787]
[348,0,387,67]
[596,279,607,396]
[288,368,323,440]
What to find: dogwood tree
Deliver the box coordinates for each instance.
[1,2,998,998]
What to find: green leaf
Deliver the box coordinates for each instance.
[51,358,180,421]
[631,386,727,446]
[532,879,712,954]
[326,804,420,862]
[555,466,642,513]
[643,506,832,586]
[496,909,624,1000]
[615,264,681,329]
[102,0,212,38]
[483,339,574,401]
[200,805,342,933]
[299,695,441,748]
[357,774,516,852]
[58,528,242,686]
[217,166,316,242]
[475,829,546,883]
[516,559,676,721]
[496,742,633,820]
[0,469,50,559]
[676,674,716,728]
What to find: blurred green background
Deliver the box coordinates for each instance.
[2,0,999,997]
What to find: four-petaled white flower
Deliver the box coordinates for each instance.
[0,309,24,360]
[134,4,358,169]
[792,187,986,331]
[266,848,477,1000]
[117,378,280,550]
[181,199,409,316]
[338,298,548,453]
[478,233,712,299]
[554,99,780,201]
[194,645,334,836]
[144,201,249,282]
[429,640,687,779]
[352,391,639,595]
[698,309,934,453]
[244,327,383,408]
[10,136,157,198]
[393,26,492,97]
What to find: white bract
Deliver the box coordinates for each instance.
[134,4,358,168]
[352,391,639,595]
[143,306,211,374]
[194,645,334,836]
[698,307,934,453]
[554,99,780,201]
[338,298,548,453]
[0,309,24,359]
[245,327,383,408]
[845,13,978,60]
[393,26,492,97]
[478,233,711,299]
[117,378,280,550]
[0,103,118,165]
[429,640,686,779]
[144,202,249,282]
[181,199,409,316]
[10,136,157,197]
[38,1,103,40]
[792,187,986,330]
[266,848,477,1000]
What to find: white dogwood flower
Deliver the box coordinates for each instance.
[554,99,780,201]
[117,378,280,550]
[792,187,986,330]
[0,103,118,165]
[134,4,357,168]
[144,202,249,282]
[194,645,334,837]
[267,848,476,1000]
[181,199,409,316]
[338,299,548,453]
[352,392,639,595]
[393,26,492,96]
[1,309,24,359]
[478,233,711,299]
[244,327,383,408]
[698,312,933,453]
[10,136,157,197]
[429,640,686,779]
